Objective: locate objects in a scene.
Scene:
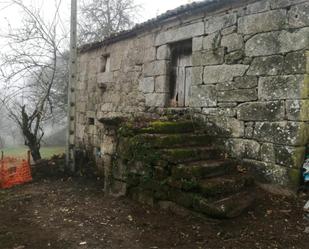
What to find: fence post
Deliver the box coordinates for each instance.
[27,150,31,164]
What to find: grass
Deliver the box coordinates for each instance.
[1,146,65,159]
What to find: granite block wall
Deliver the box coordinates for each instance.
[75,0,309,188]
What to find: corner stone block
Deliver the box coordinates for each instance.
[247,55,284,76]
[274,145,306,168]
[155,22,204,46]
[217,89,257,102]
[139,77,155,93]
[253,121,309,146]
[145,93,167,107]
[205,13,237,34]
[288,2,309,28]
[203,64,249,83]
[238,9,286,35]
[284,50,307,74]
[192,48,225,66]
[245,27,309,56]
[157,45,171,60]
[190,85,217,107]
[144,60,170,77]
[221,33,244,52]
[237,101,285,121]
[258,75,308,100]
[286,100,309,121]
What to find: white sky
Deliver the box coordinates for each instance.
[0,0,196,30]
[0,0,197,50]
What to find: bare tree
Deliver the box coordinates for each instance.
[0,0,68,161]
[0,136,4,149]
[79,0,139,44]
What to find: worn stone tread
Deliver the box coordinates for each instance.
[193,191,255,218]
[161,146,223,163]
[171,159,237,179]
[136,133,212,148]
[138,120,201,134]
[198,174,254,197]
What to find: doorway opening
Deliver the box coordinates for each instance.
[169,39,192,107]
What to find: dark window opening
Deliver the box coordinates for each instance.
[169,39,192,107]
[100,54,110,73]
[88,118,95,125]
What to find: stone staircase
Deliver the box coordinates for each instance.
[117,119,256,218]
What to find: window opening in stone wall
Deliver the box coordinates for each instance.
[169,39,192,107]
[88,117,95,125]
[100,54,110,73]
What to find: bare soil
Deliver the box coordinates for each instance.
[0,177,308,249]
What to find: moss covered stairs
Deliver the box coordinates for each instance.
[115,119,256,218]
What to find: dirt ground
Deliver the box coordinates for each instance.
[0,176,309,249]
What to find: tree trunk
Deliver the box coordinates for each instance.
[28,143,42,162]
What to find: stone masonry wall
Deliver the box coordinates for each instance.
[76,0,309,188]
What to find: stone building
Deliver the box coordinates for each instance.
[75,0,309,216]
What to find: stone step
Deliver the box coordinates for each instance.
[161,147,223,163]
[171,160,236,180]
[138,120,201,134]
[198,174,254,197]
[135,133,212,148]
[193,191,255,218]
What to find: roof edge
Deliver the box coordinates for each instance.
[79,0,256,53]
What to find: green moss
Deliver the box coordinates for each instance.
[140,120,199,134]
[167,177,199,191]
[137,134,211,148]
[287,168,301,189]
[117,123,135,137]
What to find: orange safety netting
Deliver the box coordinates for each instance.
[0,157,32,189]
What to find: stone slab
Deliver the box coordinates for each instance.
[253,121,309,146]
[155,22,204,46]
[237,101,285,121]
[258,75,308,100]
[238,9,286,35]
[245,27,309,56]
[205,13,237,34]
[203,64,249,83]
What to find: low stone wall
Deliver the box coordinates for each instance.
[75,0,309,188]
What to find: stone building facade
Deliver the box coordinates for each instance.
[75,0,309,192]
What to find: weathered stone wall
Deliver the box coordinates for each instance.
[75,0,309,188]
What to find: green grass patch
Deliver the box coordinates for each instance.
[1,146,65,159]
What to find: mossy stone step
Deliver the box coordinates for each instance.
[138,120,201,134]
[134,133,212,148]
[193,191,255,218]
[171,160,236,180]
[161,147,223,163]
[198,174,254,197]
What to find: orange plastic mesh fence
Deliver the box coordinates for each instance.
[0,157,32,189]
